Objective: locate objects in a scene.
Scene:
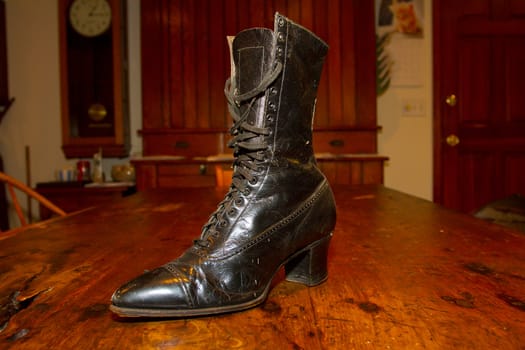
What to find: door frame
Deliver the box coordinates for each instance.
[432,0,445,206]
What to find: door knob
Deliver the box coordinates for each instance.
[445,94,457,106]
[446,134,460,147]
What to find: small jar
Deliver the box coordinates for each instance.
[76,160,91,182]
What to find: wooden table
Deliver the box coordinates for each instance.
[1,185,524,349]
[35,181,136,220]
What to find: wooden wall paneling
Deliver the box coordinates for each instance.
[286,0,302,25]
[326,0,344,127]
[167,0,184,129]
[209,0,227,129]
[341,0,357,126]
[223,0,238,128]
[141,0,377,134]
[312,0,329,127]
[141,0,169,129]
[300,0,315,29]
[354,0,377,128]
[195,0,209,130]
[236,0,250,29]
[249,0,266,27]
[182,0,198,128]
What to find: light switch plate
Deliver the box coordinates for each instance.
[401,99,425,117]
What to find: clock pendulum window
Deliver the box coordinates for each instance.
[58,0,130,158]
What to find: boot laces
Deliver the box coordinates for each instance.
[194,62,283,249]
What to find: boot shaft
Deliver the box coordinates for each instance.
[229,13,328,164]
[216,13,333,258]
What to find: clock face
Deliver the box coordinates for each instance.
[69,0,112,37]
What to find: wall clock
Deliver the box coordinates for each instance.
[69,0,112,37]
[58,0,129,158]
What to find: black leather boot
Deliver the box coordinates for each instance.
[110,13,336,317]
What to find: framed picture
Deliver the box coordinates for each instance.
[376,0,423,36]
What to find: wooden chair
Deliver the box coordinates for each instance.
[0,171,66,231]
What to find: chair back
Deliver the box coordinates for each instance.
[0,171,66,231]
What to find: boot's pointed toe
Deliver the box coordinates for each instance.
[111,267,191,316]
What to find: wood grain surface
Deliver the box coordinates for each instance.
[1,185,524,349]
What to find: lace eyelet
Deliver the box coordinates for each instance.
[269,87,278,95]
[249,176,258,185]
[219,220,228,227]
[243,188,251,195]
[228,208,236,216]
[195,239,211,248]
[235,198,243,206]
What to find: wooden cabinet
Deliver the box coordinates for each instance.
[317,155,387,186]
[132,157,231,190]
[136,0,386,188]
[132,155,387,191]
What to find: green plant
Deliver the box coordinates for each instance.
[376,32,393,96]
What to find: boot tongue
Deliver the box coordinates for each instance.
[231,28,274,126]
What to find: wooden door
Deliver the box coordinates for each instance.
[433,0,525,213]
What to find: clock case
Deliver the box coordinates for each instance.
[58,0,129,158]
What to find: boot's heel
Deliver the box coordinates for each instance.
[285,233,332,286]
